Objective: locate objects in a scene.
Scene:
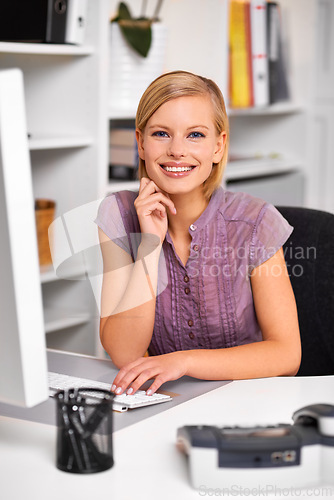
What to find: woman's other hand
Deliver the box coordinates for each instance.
[134,178,176,243]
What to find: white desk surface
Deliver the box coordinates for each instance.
[1,375,334,500]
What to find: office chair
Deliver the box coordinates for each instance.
[276,206,334,376]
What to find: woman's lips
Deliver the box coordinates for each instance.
[159,162,197,177]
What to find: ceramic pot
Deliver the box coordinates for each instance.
[109,22,168,117]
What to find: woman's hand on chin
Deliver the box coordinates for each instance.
[135,178,176,243]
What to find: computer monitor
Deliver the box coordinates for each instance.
[0,68,48,407]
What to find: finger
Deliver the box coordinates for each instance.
[145,201,168,218]
[111,358,146,394]
[114,359,161,396]
[138,178,159,195]
[145,376,166,396]
[138,180,175,212]
[114,368,145,395]
[136,192,176,216]
[125,368,160,395]
[139,177,151,192]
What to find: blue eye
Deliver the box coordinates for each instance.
[152,131,169,138]
[188,131,205,138]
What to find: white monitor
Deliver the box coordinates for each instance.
[0,68,48,407]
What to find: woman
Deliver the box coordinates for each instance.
[96,70,301,396]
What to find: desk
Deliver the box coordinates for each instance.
[1,355,334,500]
[0,349,230,431]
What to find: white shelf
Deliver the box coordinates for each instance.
[108,107,137,120]
[225,157,301,181]
[228,102,304,117]
[0,42,94,56]
[29,136,93,151]
[44,308,91,334]
[40,265,87,284]
[108,102,304,121]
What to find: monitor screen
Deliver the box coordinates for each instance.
[0,68,48,407]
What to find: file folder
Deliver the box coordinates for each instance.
[0,0,68,44]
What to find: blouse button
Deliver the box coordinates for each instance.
[184,275,189,283]
[188,319,194,327]
[189,332,195,340]
[193,244,199,252]
[189,224,197,231]
[184,287,190,295]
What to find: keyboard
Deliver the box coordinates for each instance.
[48,371,172,412]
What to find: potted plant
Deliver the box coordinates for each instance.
[109,1,167,115]
[111,1,165,57]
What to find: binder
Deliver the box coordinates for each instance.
[267,2,289,103]
[0,0,68,44]
[65,0,88,45]
[110,128,137,148]
[109,145,138,167]
[229,0,253,108]
[250,0,269,107]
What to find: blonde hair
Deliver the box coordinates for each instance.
[135,70,229,199]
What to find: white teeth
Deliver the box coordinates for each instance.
[163,166,193,172]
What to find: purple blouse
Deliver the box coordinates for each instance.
[95,187,293,355]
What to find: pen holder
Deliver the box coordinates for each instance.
[55,388,114,474]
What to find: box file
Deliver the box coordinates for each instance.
[0,0,68,44]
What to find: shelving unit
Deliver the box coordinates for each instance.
[106,0,323,210]
[0,0,110,356]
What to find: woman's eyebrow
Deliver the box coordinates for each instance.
[147,124,210,130]
[147,124,170,130]
[186,125,210,131]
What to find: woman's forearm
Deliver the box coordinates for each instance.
[100,238,162,366]
[183,338,301,380]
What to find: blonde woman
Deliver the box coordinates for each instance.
[96,71,301,396]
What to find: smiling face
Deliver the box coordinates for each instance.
[136,95,226,198]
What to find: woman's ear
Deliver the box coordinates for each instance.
[213,131,227,163]
[136,129,145,160]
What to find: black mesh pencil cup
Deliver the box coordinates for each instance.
[55,388,114,474]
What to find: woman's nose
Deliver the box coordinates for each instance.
[167,136,187,157]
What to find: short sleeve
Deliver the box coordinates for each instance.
[94,194,130,254]
[249,203,293,270]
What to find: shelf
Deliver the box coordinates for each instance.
[228,102,304,117]
[108,107,137,120]
[29,135,93,151]
[225,157,301,181]
[108,102,304,121]
[44,308,91,334]
[0,42,94,56]
[40,264,87,284]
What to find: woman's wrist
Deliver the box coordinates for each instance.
[137,233,162,258]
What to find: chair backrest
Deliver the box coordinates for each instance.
[276,206,334,376]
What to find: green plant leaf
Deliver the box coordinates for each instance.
[118,2,132,20]
[119,19,152,58]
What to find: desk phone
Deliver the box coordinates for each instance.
[177,404,334,490]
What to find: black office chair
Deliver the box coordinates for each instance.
[276,206,334,376]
